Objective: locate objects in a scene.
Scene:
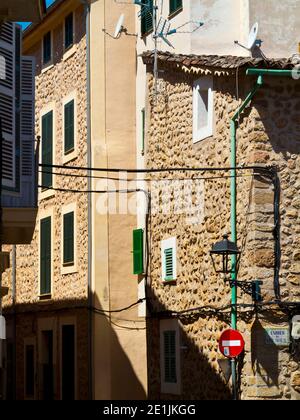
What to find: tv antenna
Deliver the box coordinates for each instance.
[234,23,262,52]
[114,1,204,98]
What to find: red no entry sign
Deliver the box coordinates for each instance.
[219,329,245,358]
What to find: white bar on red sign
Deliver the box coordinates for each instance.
[222,340,241,347]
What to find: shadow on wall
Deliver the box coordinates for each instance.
[251,317,279,387]
[93,292,147,400]
[145,286,232,400]
[4,295,146,400]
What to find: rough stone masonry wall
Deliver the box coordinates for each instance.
[2,5,89,399]
[146,65,300,400]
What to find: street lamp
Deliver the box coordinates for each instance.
[210,234,263,300]
[210,234,240,276]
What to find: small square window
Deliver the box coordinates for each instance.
[193,76,214,143]
[161,237,177,282]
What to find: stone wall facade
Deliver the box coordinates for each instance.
[2,3,89,400]
[145,62,300,400]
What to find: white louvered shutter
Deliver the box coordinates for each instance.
[21,56,35,179]
[0,22,17,190]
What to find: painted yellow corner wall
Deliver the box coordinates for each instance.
[90,0,147,400]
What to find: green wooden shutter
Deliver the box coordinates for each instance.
[141,0,153,35]
[40,217,51,295]
[133,229,144,275]
[42,111,53,188]
[164,248,174,281]
[63,212,74,265]
[43,31,51,64]
[170,0,182,14]
[164,330,177,383]
[65,13,74,50]
[64,100,74,154]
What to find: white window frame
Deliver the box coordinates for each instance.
[39,102,56,201]
[161,237,177,282]
[160,319,181,395]
[193,76,214,143]
[61,202,78,275]
[38,207,54,299]
[62,91,78,164]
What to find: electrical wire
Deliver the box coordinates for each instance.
[39,162,276,174]
[38,169,257,183]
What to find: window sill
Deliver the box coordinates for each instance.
[193,128,213,144]
[63,44,77,62]
[39,187,55,201]
[162,280,177,286]
[39,293,52,301]
[63,149,77,164]
[61,264,78,275]
[41,62,54,74]
[168,7,183,20]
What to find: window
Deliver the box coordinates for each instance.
[43,31,52,65]
[64,100,74,155]
[40,216,51,296]
[63,211,74,266]
[141,0,153,35]
[41,330,54,400]
[169,0,182,15]
[61,325,75,400]
[193,76,214,143]
[160,320,181,395]
[161,237,177,282]
[65,13,74,51]
[41,111,53,189]
[25,344,35,399]
[133,229,144,275]
[61,203,77,274]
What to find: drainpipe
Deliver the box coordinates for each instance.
[230,66,298,399]
[230,74,263,400]
[81,0,92,400]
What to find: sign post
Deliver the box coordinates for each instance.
[219,329,245,400]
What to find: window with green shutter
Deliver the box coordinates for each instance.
[141,0,153,35]
[63,212,74,265]
[43,31,51,64]
[133,229,144,275]
[163,330,177,383]
[164,248,174,281]
[40,217,51,295]
[42,111,53,189]
[65,13,74,51]
[64,100,75,155]
[169,0,182,15]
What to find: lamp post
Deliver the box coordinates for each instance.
[210,235,262,400]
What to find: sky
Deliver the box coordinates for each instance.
[19,0,56,30]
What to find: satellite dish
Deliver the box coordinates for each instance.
[247,22,259,49]
[114,14,125,38]
[234,22,261,51]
